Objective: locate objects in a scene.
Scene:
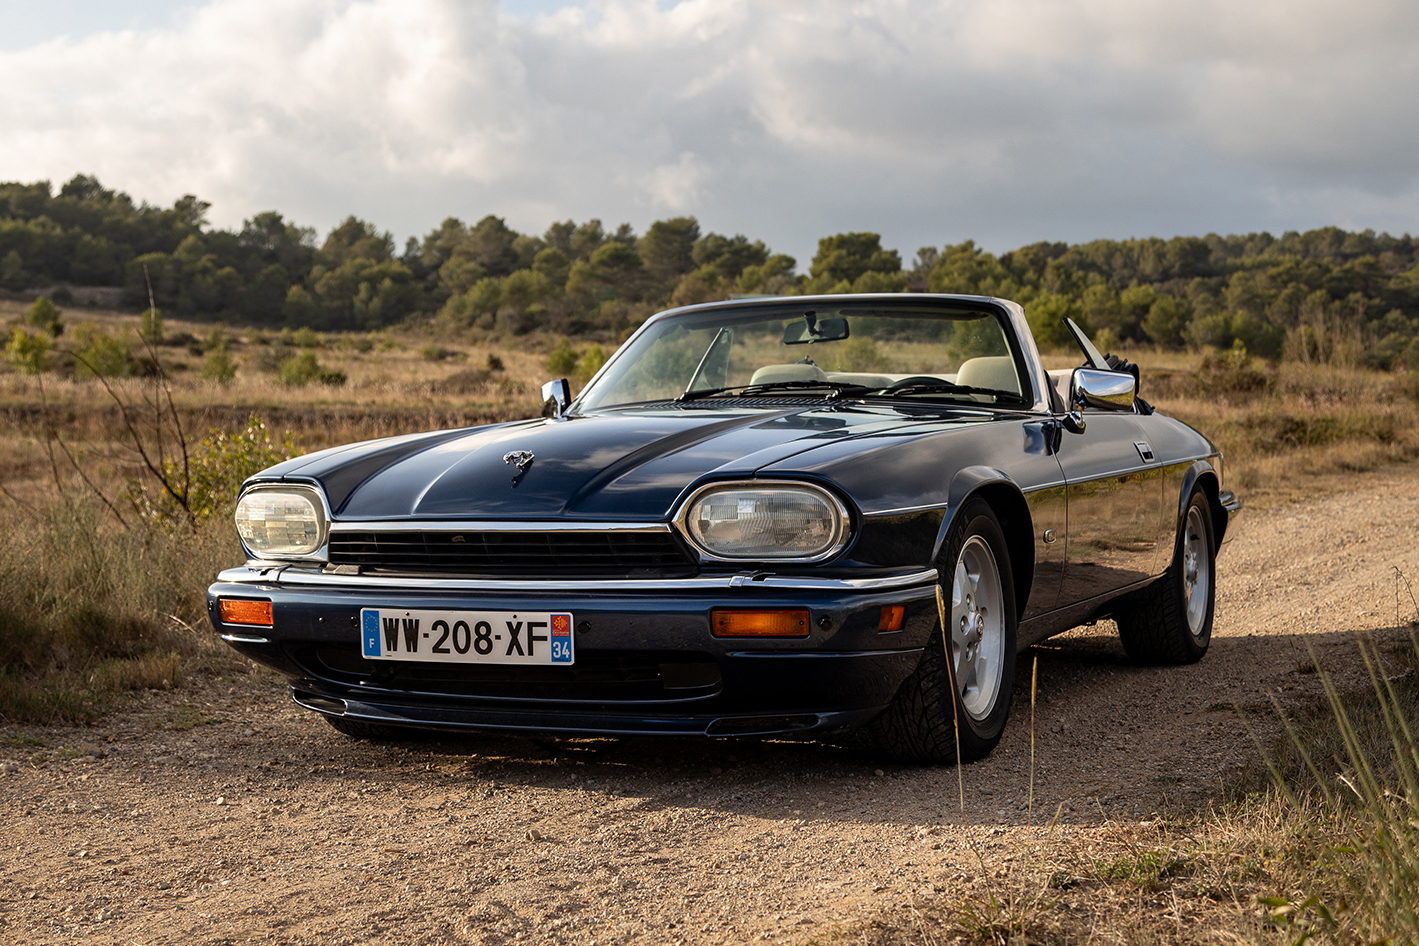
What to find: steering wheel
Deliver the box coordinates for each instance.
[884,376,950,391]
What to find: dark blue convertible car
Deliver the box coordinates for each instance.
[209,294,1240,762]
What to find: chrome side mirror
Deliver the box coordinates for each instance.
[1069,367,1137,413]
[541,378,571,419]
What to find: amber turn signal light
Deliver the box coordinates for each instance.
[219,599,273,626]
[711,609,810,638]
[878,605,906,632]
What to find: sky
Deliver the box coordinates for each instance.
[2,0,1417,266]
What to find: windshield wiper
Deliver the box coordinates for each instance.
[677,379,873,402]
[863,381,1004,400]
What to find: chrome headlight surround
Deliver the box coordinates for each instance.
[674,480,852,563]
[234,484,330,562]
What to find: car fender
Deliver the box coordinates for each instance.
[1176,458,1225,542]
[934,465,1035,617]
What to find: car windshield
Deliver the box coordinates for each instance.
[578,301,1027,411]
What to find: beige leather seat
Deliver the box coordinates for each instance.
[749,363,828,385]
[955,356,1019,394]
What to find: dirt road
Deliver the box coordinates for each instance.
[4,468,1418,945]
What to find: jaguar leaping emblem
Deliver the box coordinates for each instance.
[502,450,535,486]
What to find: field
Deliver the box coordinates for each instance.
[2,299,1419,944]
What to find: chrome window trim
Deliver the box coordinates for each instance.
[673,479,852,564]
[328,520,672,534]
[235,483,331,563]
[216,565,938,593]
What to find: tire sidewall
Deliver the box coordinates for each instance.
[1177,490,1216,654]
[939,499,1017,752]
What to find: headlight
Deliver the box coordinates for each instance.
[680,482,849,561]
[235,487,327,558]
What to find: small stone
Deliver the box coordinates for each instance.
[874,769,885,777]
[0,762,18,774]
[155,881,171,890]
[526,828,543,842]
[215,797,226,806]
[709,767,722,775]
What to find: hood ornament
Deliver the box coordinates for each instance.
[503,450,535,486]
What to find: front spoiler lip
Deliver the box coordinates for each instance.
[291,687,884,738]
[216,564,940,593]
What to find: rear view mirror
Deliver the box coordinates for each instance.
[783,314,849,345]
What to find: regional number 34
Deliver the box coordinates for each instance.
[381,616,550,657]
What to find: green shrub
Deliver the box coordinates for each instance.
[275,350,345,387]
[25,296,63,337]
[546,337,579,375]
[129,413,300,527]
[200,345,236,384]
[5,328,51,374]
[71,324,133,378]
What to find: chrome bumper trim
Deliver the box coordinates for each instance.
[214,565,940,593]
[219,632,272,644]
[328,520,672,534]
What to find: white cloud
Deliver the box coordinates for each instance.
[1,0,1416,263]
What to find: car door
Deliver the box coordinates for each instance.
[1054,410,1165,610]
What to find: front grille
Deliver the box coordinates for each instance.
[328,529,696,576]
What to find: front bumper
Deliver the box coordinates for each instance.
[208,565,939,738]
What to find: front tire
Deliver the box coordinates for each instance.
[1116,488,1215,665]
[871,499,1017,764]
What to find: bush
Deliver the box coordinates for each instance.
[5,328,51,374]
[25,296,63,337]
[546,338,579,375]
[71,324,134,378]
[200,345,236,384]
[129,413,300,527]
[275,350,346,387]
[1194,340,1272,401]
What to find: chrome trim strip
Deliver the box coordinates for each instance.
[328,520,672,534]
[214,565,939,593]
[220,632,271,644]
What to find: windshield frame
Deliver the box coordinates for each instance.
[571,293,1048,415]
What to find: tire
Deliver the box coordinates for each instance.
[870,499,1017,764]
[323,714,407,741]
[1116,488,1215,665]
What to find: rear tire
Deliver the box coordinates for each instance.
[870,499,1017,764]
[323,714,406,741]
[1116,488,1215,665]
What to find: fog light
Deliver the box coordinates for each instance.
[711,609,810,638]
[220,599,273,626]
[878,605,905,633]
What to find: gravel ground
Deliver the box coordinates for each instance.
[3,467,1417,945]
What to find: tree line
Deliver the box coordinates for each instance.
[4,173,1419,368]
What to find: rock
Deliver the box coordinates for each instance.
[216,797,226,806]
[155,881,171,890]
[874,769,885,777]
[0,762,18,774]
[526,828,544,842]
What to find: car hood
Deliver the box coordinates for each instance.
[285,406,947,521]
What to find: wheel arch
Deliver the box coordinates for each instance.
[1178,460,1225,546]
[935,466,1035,619]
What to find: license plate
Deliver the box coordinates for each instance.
[360,608,574,665]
